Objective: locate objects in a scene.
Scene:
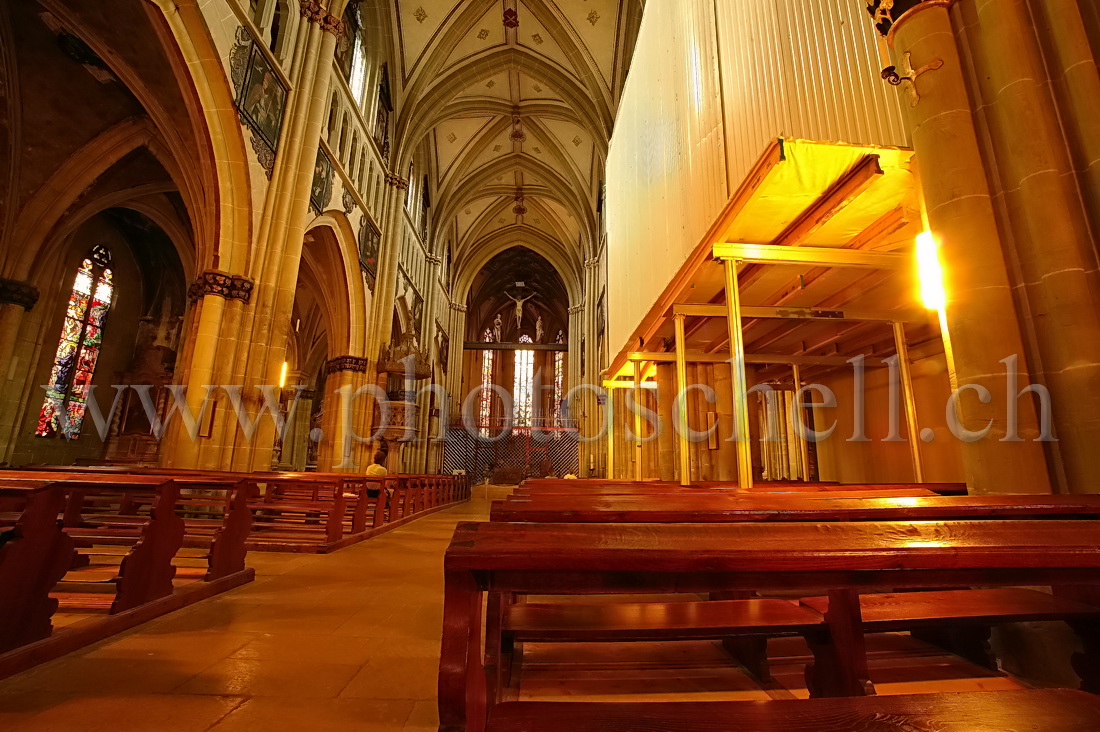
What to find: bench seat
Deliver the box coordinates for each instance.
[486,689,1100,731]
[799,588,1100,628]
[504,599,822,642]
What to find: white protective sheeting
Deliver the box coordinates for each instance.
[606,0,910,362]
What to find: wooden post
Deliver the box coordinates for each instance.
[791,364,811,481]
[673,314,691,486]
[722,260,754,491]
[892,321,925,482]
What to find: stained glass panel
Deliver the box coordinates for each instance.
[513,349,534,428]
[36,250,113,440]
[61,318,83,343]
[88,302,109,327]
[553,352,565,426]
[36,397,62,437]
[67,293,88,321]
[479,349,495,438]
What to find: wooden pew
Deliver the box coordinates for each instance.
[439,519,1100,730]
[490,493,1100,683]
[511,481,965,496]
[485,690,1100,732]
[17,465,471,553]
[490,493,1100,524]
[0,477,256,681]
[0,472,253,586]
[0,484,77,653]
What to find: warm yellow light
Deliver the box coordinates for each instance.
[916,231,946,311]
[279,361,289,388]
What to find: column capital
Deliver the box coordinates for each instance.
[426,253,442,265]
[187,271,255,303]
[299,1,345,35]
[450,302,467,312]
[385,173,409,190]
[867,0,957,43]
[583,257,600,269]
[568,304,585,314]
[0,278,40,311]
[325,355,370,374]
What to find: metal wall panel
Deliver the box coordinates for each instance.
[606,0,910,357]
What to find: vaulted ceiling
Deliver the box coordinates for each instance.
[386,0,643,290]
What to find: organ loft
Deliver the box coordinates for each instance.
[2,1,1100,730]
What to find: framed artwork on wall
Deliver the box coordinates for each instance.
[236,43,287,150]
[309,149,333,214]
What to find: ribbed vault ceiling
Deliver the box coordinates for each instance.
[387,0,642,287]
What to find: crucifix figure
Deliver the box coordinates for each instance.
[505,291,534,329]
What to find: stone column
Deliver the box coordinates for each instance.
[965,0,1100,493]
[882,0,1051,494]
[315,356,369,472]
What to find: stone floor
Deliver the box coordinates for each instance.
[0,485,507,731]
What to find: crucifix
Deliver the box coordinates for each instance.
[505,291,534,329]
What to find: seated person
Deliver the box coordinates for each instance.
[365,451,390,497]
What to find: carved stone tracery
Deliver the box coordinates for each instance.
[0,278,40,311]
[187,271,255,304]
[325,355,369,374]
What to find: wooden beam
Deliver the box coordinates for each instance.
[712,243,908,270]
[629,351,889,367]
[671,304,930,323]
[772,155,884,247]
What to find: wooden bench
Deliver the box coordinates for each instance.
[0,484,76,653]
[439,519,1100,730]
[0,477,256,681]
[24,466,471,552]
[490,493,1100,523]
[515,478,967,496]
[490,493,1100,685]
[485,689,1100,732]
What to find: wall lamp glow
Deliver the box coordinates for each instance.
[916,231,946,311]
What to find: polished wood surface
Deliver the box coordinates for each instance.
[513,481,966,496]
[446,520,1100,573]
[491,494,1100,523]
[440,519,1100,730]
[800,588,1100,628]
[485,690,1100,732]
[504,598,822,641]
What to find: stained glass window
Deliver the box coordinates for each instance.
[553,352,565,426]
[478,349,495,438]
[513,339,534,428]
[37,245,114,439]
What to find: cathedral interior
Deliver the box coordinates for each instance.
[3,1,1100,730]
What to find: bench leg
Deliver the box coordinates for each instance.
[804,590,874,698]
[722,637,772,683]
[439,570,486,732]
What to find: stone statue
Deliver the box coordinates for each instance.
[493,313,503,342]
[505,291,534,329]
[535,314,544,343]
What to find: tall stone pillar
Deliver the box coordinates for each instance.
[236,7,344,472]
[881,0,1051,495]
[315,356,370,472]
[964,0,1100,494]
